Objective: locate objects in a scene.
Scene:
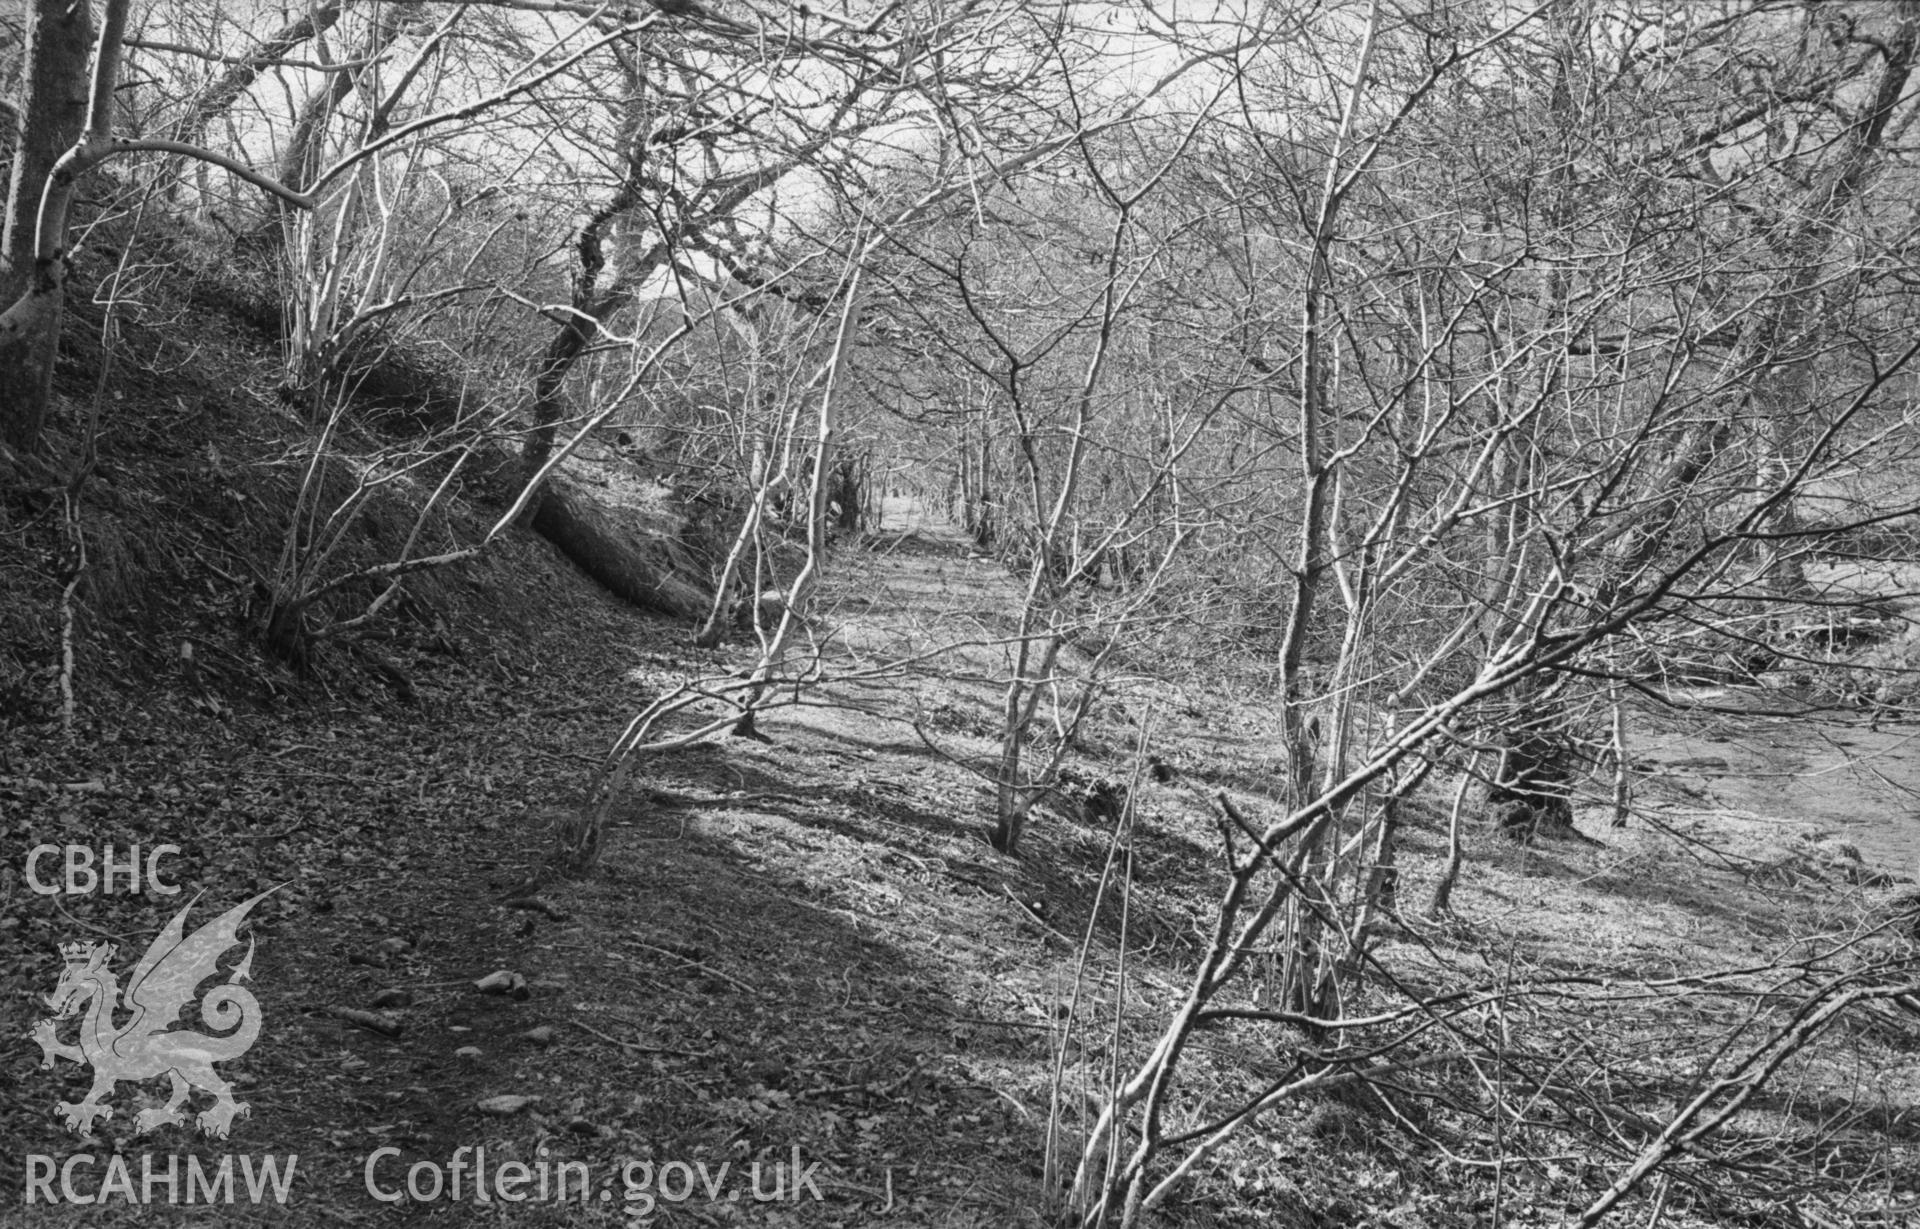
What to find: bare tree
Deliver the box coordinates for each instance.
[1061,2,1920,1222]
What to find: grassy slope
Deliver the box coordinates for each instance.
[3,254,1917,1228]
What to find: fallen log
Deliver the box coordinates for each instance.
[529,475,711,620]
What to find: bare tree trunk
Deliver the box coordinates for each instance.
[0,0,95,452]
[1607,678,1630,827]
[961,412,994,548]
[1748,13,1915,598]
[1262,10,1380,1016]
[1427,757,1479,915]
[0,0,92,303]
[731,271,865,738]
[1485,0,1589,841]
[171,0,346,197]
[522,285,626,500]
[1488,693,1577,838]
[830,451,866,532]
[695,374,797,648]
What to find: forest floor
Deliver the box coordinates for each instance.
[5,463,1919,1229]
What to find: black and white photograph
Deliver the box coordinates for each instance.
[4,0,1920,1224]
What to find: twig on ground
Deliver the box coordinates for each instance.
[505,897,571,920]
[571,1018,710,1057]
[627,939,755,991]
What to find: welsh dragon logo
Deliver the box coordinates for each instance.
[27,887,277,1139]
